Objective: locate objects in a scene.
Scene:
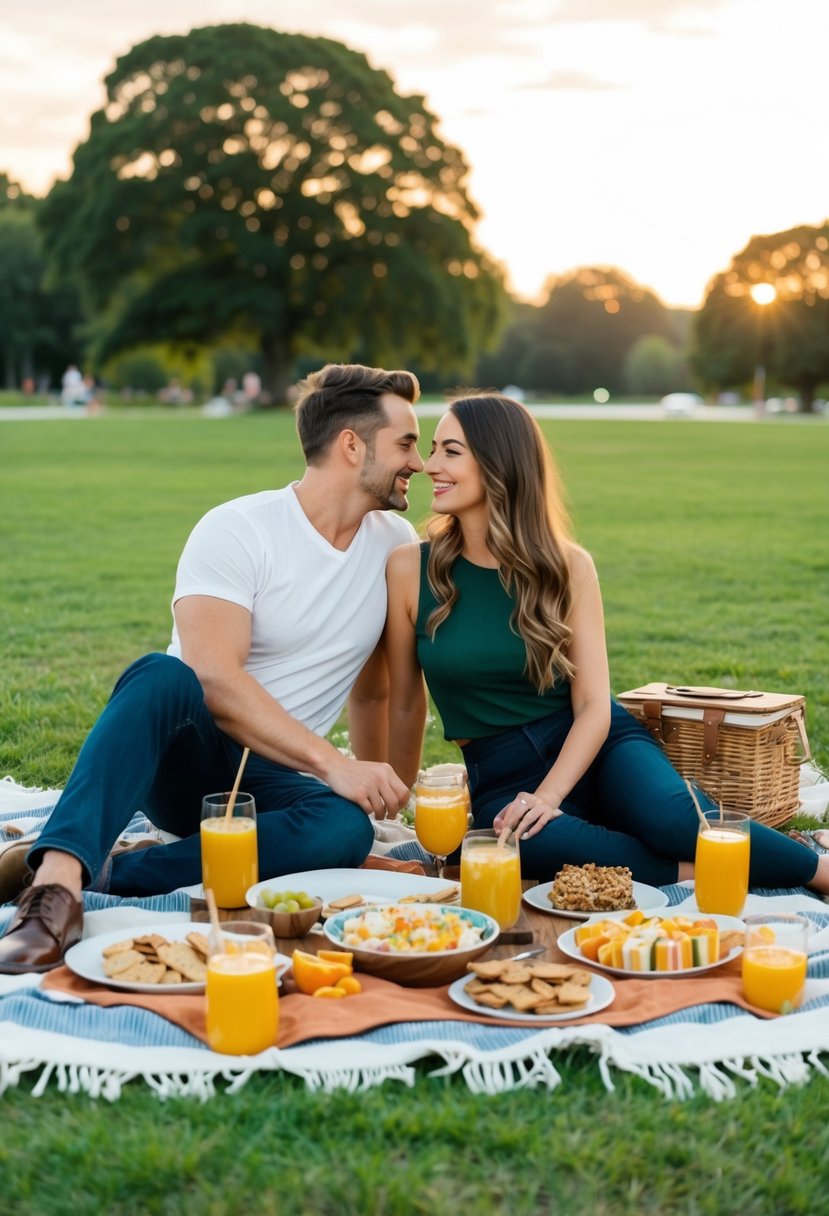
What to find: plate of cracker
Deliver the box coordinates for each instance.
[523,865,669,921]
[64,922,290,994]
[447,958,615,1023]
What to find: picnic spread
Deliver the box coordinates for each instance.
[3,780,829,1102]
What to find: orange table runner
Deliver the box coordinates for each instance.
[42,949,774,1052]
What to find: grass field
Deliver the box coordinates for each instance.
[1,412,828,1215]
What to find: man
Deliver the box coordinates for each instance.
[0,363,425,973]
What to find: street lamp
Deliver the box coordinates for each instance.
[749,282,777,413]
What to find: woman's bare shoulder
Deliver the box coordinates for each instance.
[387,540,422,582]
[564,542,598,584]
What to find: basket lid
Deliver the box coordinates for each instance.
[617,683,805,714]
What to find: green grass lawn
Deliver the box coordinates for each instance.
[1,413,828,1215]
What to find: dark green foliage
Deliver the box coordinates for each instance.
[38,24,506,398]
[692,223,829,411]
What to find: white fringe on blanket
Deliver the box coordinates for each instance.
[3,777,829,1101]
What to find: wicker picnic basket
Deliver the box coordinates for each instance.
[617,684,810,828]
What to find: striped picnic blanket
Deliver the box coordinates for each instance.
[2,780,829,1102]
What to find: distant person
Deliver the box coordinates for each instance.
[0,363,425,973]
[61,364,84,407]
[384,393,829,896]
[242,370,262,406]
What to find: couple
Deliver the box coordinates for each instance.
[1,363,825,973]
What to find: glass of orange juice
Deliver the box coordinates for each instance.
[414,770,469,879]
[206,920,278,1055]
[460,828,522,930]
[201,792,258,909]
[742,914,809,1014]
[695,809,751,916]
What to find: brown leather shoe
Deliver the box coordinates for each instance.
[0,838,38,905]
[0,884,83,973]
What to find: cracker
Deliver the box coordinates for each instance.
[134,933,168,949]
[186,931,210,959]
[553,982,591,1006]
[525,962,579,982]
[468,959,510,979]
[501,986,546,1013]
[157,942,208,982]
[530,977,559,999]
[160,968,183,985]
[471,989,509,1009]
[117,960,167,986]
[533,1000,564,1015]
[101,939,136,958]
[327,894,365,911]
[102,949,145,976]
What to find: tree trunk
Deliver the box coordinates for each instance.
[2,343,15,390]
[797,384,816,414]
[260,331,293,407]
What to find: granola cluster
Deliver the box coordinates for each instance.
[549,863,635,912]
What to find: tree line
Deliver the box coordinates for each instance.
[1,23,827,411]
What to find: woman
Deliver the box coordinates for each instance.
[386,393,828,894]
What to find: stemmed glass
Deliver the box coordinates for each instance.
[414,770,469,880]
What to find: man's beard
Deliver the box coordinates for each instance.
[359,460,409,510]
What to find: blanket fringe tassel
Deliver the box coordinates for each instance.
[2,1049,826,1100]
[297,1063,416,1093]
[611,1052,823,1102]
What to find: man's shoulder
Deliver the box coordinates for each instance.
[212,487,292,517]
[362,511,418,545]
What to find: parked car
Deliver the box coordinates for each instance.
[660,392,702,417]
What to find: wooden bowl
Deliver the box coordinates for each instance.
[261,898,323,938]
[322,903,499,987]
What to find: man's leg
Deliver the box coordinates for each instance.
[0,653,233,972]
[110,755,375,896]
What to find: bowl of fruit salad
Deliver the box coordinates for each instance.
[323,903,499,986]
[249,885,322,937]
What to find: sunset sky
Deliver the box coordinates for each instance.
[2,0,828,308]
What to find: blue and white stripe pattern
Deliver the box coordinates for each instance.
[3,797,829,1099]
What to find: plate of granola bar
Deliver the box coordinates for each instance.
[523,864,669,921]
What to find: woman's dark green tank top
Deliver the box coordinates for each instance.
[415,544,571,740]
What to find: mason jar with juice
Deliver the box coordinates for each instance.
[742,914,809,1014]
[460,828,522,929]
[694,809,750,916]
[206,921,278,1055]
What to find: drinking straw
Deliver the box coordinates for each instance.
[224,746,250,819]
[205,887,221,936]
[685,778,711,831]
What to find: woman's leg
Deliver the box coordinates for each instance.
[589,703,819,889]
[463,713,684,885]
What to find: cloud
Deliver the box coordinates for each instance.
[514,70,623,91]
[550,0,725,29]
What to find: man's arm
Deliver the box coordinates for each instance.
[384,545,428,789]
[175,595,409,817]
[347,637,390,763]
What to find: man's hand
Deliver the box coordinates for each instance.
[322,754,410,820]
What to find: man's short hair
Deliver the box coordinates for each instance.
[295,363,420,464]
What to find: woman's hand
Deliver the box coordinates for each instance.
[493,792,563,840]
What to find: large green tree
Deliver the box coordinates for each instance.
[692,224,829,412]
[39,24,506,399]
[0,174,78,389]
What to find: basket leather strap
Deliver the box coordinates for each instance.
[702,707,725,764]
[789,708,812,765]
[641,700,665,743]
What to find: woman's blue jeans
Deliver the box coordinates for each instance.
[27,654,374,896]
[461,701,817,888]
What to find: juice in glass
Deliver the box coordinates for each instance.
[201,793,258,909]
[414,770,469,877]
[415,795,469,857]
[206,922,278,1054]
[742,914,809,1014]
[695,811,750,916]
[460,830,521,929]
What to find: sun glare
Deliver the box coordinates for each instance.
[750,283,778,306]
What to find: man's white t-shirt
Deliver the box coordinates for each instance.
[168,486,415,736]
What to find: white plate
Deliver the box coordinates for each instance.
[246,868,460,911]
[556,912,745,979]
[64,921,290,995]
[447,972,615,1023]
[523,880,669,921]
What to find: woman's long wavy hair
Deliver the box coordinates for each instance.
[425,394,576,691]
